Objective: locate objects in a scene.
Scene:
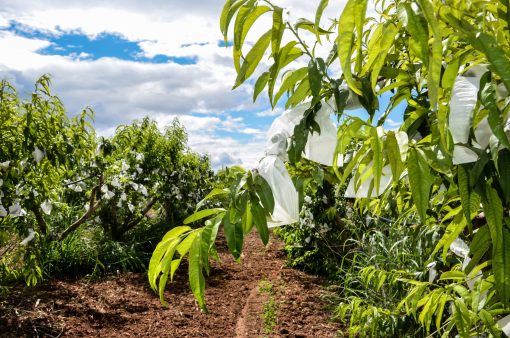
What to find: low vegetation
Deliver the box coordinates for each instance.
[258,279,278,335]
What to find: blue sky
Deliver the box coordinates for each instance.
[0,0,404,169]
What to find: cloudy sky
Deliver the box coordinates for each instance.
[0,0,403,169]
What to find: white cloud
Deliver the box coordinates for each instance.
[241,128,263,135]
[0,32,263,167]
[189,133,264,170]
[256,107,284,117]
[384,118,401,129]
[0,31,53,68]
[0,15,8,27]
[0,0,352,168]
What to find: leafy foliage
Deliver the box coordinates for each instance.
[218,0,510,336]
[148,167,275,311]
[0,76,213,287]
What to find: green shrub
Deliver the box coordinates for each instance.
[0,76,214,286]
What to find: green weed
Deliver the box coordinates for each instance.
[258,279,277,335]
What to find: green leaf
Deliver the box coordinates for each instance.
[445,13,510,92]
[223,210,244,259]
[254,174,274,213]
[204,188,231,200]
[288,113,309,163]
[294,18,333,35]
[160,225,193,243]
[465,225,490,274]
[479,309,501,337]
[479,71,510,149]
[431,209,466,261]
[273,67,308,106]
[271,6,284,56]
[252,203,269,245]
[338,142,369,186]
[234,29,272,88]
[184,208,226,224]
[403,3,429,65]
[385,131,403,182]
[176,231,199,258]
[253,71,270,102]
[483,182,503,250]
[435,293,448,334]
[483,182,510,305]
[201,217,221,275]
[500,223,510,306]
[457,165,480,230]
[416,0,442,110]
[166,229,200,288]
[442,55,461,95]
[308,59,322,103]
[408,147,433,223]
[157,251,177,305]
[370,22,398,91]
[498,149,510,203]
[148,226,191,291]
[370,127,383,195]
[358,77,379,118]
[151,228,198,305]
[233,4,271,72]
[220,0,248,41]
[315,0,330,42]
[453,299,471,338]
[242,200,254,234]
[148,237,180,292]
[285,78,310,109]
[337,0,367,95]
[439,270,466,281]
[189,229,208,312]
[268,41,304,106]
[292,176,307,210]
[196,188,230,210]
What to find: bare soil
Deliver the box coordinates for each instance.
[0,232,339,337]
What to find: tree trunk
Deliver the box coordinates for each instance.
[32,207,49,236]
[59,184,101,241]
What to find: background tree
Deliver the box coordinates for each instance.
[0,76,213,289]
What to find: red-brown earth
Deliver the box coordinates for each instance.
[0,232,340,337]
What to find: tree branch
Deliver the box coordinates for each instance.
[63,174,99,187]
[59,183,102,241]
[32,207,49,235]
[122,197,159,233]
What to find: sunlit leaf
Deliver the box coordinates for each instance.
[184,208,226,224]
[408,147,433,223]
[337,0,367,95]
[234,29,272,88]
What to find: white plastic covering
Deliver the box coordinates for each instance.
[258,133,299,227]
[20,228,35,245]
[498,314,510,337]
[303,102,338,166]
[258,99,343,226]
[449,76,479,145]
[266,100,339,166]
[450,237,482,291]
[452,145,478,165]
[258,87,363,226]
[427,261,437,283]
[449,65,510,164]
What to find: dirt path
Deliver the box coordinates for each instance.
[0,232,339,337]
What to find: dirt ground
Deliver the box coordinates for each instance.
[0,232,340,337]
